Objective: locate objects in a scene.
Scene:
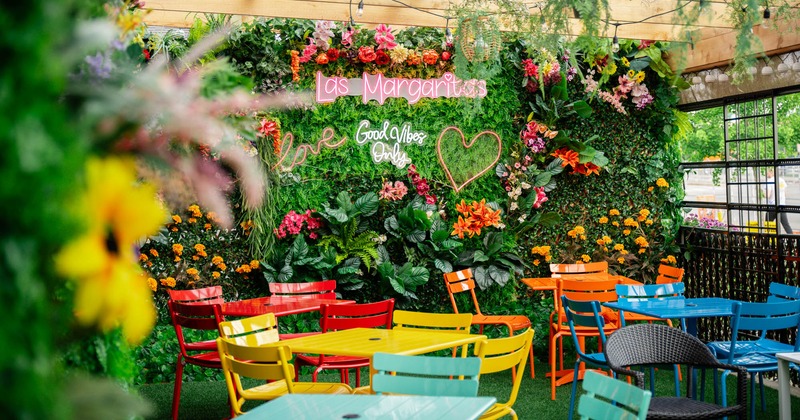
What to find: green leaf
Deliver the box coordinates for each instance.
[335,191,354,213]
[538,212,561,227]
[384,216,400,236]
[472,250,490,263]
[354,192,379,217]
[435,258,453,273]
[628,57,651,71]
[405,266,429,288]
[277,264,293,282]
[534,172,552,187]
[431,229,450,242]
[290,234,308,259]
[405,230,426,243]
[472,266,490,289]
[323,205,349,223]
[572,100,593,118]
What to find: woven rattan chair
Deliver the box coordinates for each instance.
[604,324,747,420]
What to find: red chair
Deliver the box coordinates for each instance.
[268,280,338,339]
[443,268,534,379]
[268,279,337,299]
[167,287,228,420]
[294,299,395,387]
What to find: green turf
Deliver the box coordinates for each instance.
[138,361,797,419]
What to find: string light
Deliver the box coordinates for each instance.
[611,23,620,53]
[445,18,453,43]
[764,1,771,19]
[357,0,364,17]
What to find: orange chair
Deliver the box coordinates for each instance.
[268,279,337,299]
[294,299,395,387]
[167,287,227,420]
[443,269,534,378]
[655,264,684,284]
[548,275,619,400]
[268,280,337,339]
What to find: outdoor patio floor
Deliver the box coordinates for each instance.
[138,358,799,419]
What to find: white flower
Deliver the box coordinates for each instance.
[520,181,531,190]
[510,202,518,211]
[518,214,528,222]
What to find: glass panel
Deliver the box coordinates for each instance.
[680,107,724,163]
[727,166,771,205]
[775,92,800,159]
[729,208,773,234]
[681,207,728,230]
[683,168,726,202]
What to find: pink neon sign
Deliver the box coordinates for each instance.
[315,71,488,105]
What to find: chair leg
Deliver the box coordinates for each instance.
[550,333,558,400]
[171,355,185,420]
[529,344,535,379]
[567,359,581,420]
[355,368,361,388]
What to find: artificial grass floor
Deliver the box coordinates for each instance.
[138,361,798,419]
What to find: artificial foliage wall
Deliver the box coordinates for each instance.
[141,18,686,360]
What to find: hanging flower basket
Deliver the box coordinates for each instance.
[457,16,501,63]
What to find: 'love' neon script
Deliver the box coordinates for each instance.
[355,120,427,168]
[316,71,488,105]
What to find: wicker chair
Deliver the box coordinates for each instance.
[604,324,747,420]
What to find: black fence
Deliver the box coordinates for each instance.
[678,226,800,345]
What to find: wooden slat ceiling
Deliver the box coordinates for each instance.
[144,0,800,73]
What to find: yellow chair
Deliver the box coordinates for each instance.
[219,313,281,346]
[393,310,473,356]
[216,337,352,416]
[474,328,534,420]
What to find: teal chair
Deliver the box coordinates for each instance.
[577,370,652,420]
[372,352,481,397]
[708,299,800,420]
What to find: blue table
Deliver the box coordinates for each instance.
[238,393,497,419]
[603,297,735,336]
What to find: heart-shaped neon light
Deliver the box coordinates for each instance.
[436,127,502,193]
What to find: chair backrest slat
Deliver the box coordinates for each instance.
[168,285,224,305]
[219,313,280,346]
[443,269,484,315]
[577,370,651,420]
[474,329,534,409]
[269,280,337,299]
[168,300,224,357]
[550,262,609,277]
[393,310,473,333]
[655,264,684,285]
[372,352,481,397]
[730,300,800,333]
[768,282,800,302]
[320,299,394,332]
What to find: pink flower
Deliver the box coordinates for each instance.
[532,187,548,209]
[378,181,408,201]
[614,74,634,98]
[521,58,538,78]
[374,24,397,50]
[258,119,277,137]
[341,27,356,47]
[425,194,437,205]
[299,42,317,63]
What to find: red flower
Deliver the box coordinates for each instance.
[521,58,538,78]
[326,48,340,62]
[375,50,390,65]
[142,48,151,61]
[638,40,653,50]
[441,51,451,61]
[358,46,376,63]
[315,54,329,65]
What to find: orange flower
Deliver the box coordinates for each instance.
[149,249,159,257]
[455,199,471,215]
[451,215,471,239]
[422,49,439,65]
[551,147,580,168]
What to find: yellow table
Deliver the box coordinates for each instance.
[280,328,487,392]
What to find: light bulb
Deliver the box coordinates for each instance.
[691,76,702,85]
[777,63,789,73]
[357,0,364,17]
[747,66,758,75]
[612,35,620,53]
[705,74,717,83]
[761,66,773,75]
[717,73,729,82]
[445,27,453,44]
[792,62,800,72]
[764,7,771,19]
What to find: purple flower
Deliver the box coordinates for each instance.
[85,52,112,79]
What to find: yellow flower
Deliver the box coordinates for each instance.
[147,278,157,292]
[609,209,620,216]
[617,257,625,264]
[623,229,631,236]
[612,221,620,227]
[581,254,591,262]
[212,255,224,265]
[236,264,252,273]
[634,236,649,247]
[596,238,605,246]
[638,248,646,254]
[661,255,678,265]
[635,71,645,83]
[174,256,181,262]
[212,271,221,279]
[160,277,176,288]
[648,186,654,192]
[149,249,159,257]
[218,263,227,271]
[574,226,585,235]
[250,260,260,269]
[613,244,625,251]
[656,178,669,188]
[186,268,199,278]
[599,216,608,224]
[207,211,218,222]
[637,214,647,222]
[188,204,202,218]
[172,243,183,255]
[624,218,637,227]
[188,217,197,224]
[568,229,577,238]
[602,235,613,245]
[545,255,552,262]
[603,62,617,75]
[172,215,182,224]
[639,209,650,217]
[54,156,165,344]
[621,57,630,67]
[645,219,654,226]
[627,69,635,78]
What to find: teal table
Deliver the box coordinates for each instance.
[603,297,735,336]
[237,394,497,419]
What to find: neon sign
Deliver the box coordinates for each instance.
[355,120,427,168]
[316,72,488,105]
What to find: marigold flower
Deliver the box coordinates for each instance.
[623,229,631,236]
[648,186,654,192]
[186,268,199,277]
[656,178,669,188]
[172,243,183,255]
[614,244,625,251]
[212,255,224,265]
[188,204,202,218]
[638,248,647,254]
[194,244,206,253]
[236,264,252,273]
[204,223,212,230]
[207,211,218,222]
[139,253,148,262]
[599,216,608,224]
[581,254,591,262]
[160,277,176,288]
[645,219,654,225]
[250,260,260,269]
[212,271,221,279]
[149,249,158,257]
[217,263,227,271]
[574,226,585,235]
[174,256,181,262]
[188,217,196,224]
[609,209,620,216]
[617,257,625,264]
[603,235,613,245]
[172,215,182,224]
[612,221,620,227]
[533,259,540,266]
[147,278,157,291]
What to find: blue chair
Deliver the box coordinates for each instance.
[577,370,652,420]
[371,352,481,397]
[561,296,614,420]
[615,282,685,395]
[708,299,800,420]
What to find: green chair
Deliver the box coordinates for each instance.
[577,370,652,420]
[371,352,481,397]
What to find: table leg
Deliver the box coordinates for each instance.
[778,358,792,420]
